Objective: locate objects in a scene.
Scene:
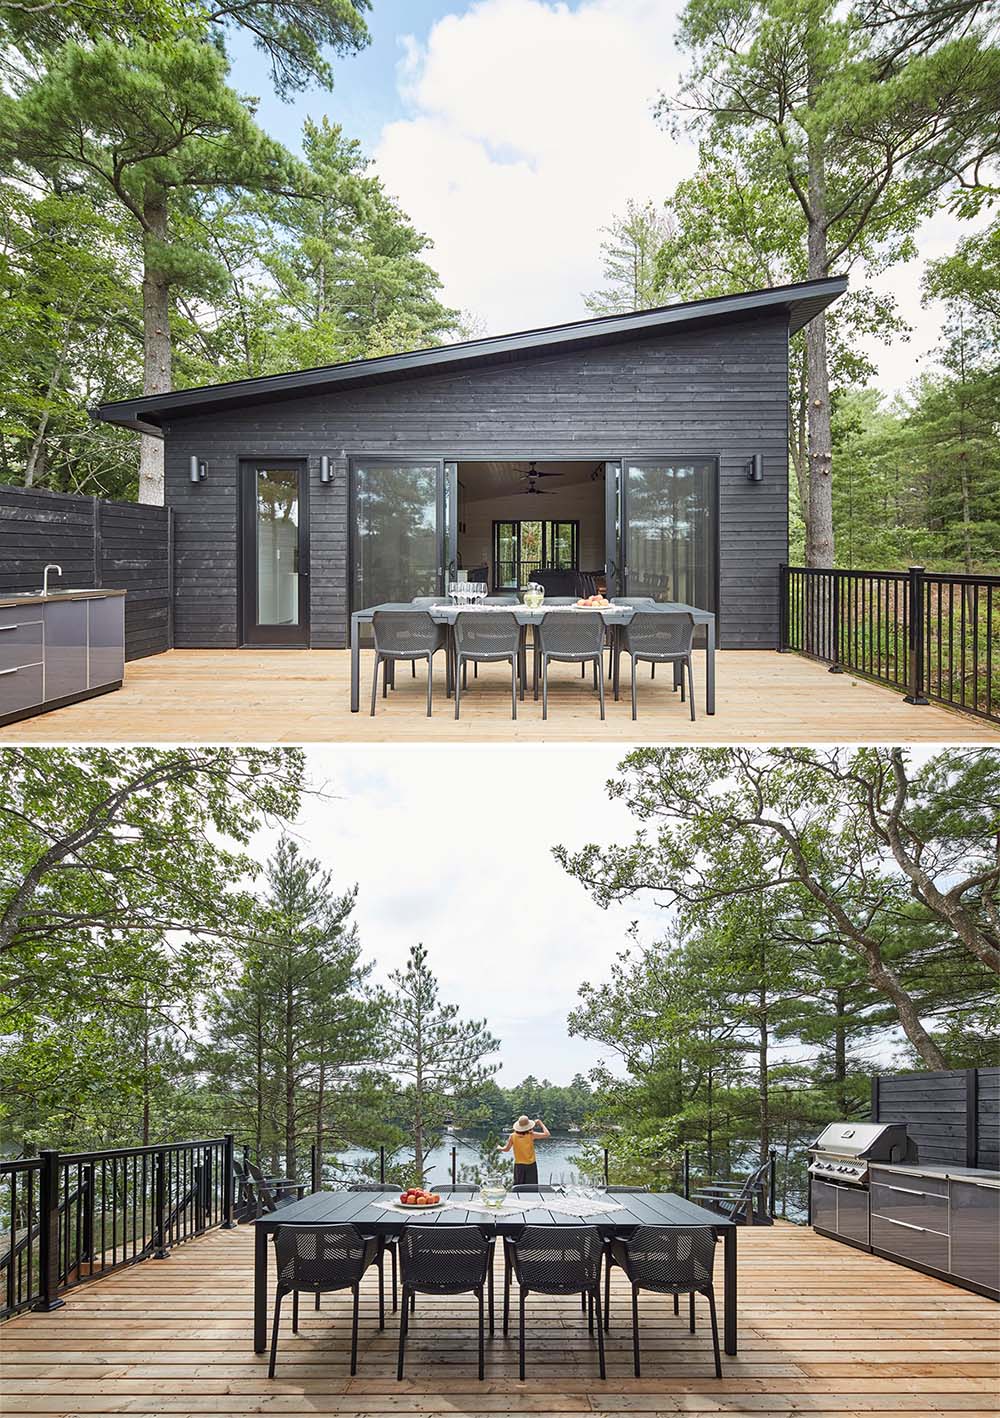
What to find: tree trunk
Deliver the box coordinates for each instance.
[789,351,810,553]
[413,1019,424,1182]
[758,972,770,1164]
[833,988,848,1116]
[285,966,296,1181]
[142,1006,151,1146]
[140,195,171,506]
[255,996,264,1162]
[805,138,834,568]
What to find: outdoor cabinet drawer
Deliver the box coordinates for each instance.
[836,1185,870,1246]
[870,1181,950,1235]
[811,1179,838,1233]
[871,1209,949,1273]
[87,596,124,688]
[42,599,88,700]
[0,661,44,718]
[949,1181,1000,1294]
[870,1167,948,1199]
[0,615,43,672]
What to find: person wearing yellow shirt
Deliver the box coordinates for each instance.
[499,1115,551,1186]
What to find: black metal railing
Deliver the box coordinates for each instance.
[0,1136,234,1320]
[780,564,1000,725]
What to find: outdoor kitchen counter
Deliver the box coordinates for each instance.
[872,1164,1000,1188]
[0,590,125,726]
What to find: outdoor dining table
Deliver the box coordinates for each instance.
[252,1187,737,1355]
[349,602,717,714]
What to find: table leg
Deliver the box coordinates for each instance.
[350,616,360,713]
[254,1224,268,1353]
[706,617,716,716]
[723,1225,736,1354]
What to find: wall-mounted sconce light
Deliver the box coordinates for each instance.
[320,455,331,484]
[189,456,207,483]
[745,453,763,482]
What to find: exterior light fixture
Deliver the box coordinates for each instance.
[189,456,207,483]
[745,454,763,482]
[320,455,331,484]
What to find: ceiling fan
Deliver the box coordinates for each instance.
[518,460,562,482]
[523,475,553,495]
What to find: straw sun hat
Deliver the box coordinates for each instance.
[512,1115,536,1133]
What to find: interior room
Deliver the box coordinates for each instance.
[456,460,606,592]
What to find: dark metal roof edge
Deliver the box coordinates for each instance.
[92,276,848,430]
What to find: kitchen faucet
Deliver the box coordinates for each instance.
[43,563,62,595]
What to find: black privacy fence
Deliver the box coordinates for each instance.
[780,564,1000,726]
[0,1137,234,1320]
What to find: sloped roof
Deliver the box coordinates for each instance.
[93,276,848,435]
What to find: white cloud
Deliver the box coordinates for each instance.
[373,0,692,333]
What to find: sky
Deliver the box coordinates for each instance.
[226,0,976,397]
[250,745,670,1084]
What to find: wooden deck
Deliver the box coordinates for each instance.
[2,649,997,743]
[1,1222,997,1416]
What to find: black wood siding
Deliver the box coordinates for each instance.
[0,485,171,660]
[162,314,791,650]
[874,1068,1000,1170]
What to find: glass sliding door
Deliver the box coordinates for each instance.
[623,457,718,610]
[351,459,444,612]
[240,459,309,646]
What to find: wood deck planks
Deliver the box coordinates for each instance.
[1,1221,996,1418]
[1,648,997,743]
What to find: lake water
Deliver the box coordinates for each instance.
[331,1131,599,1188]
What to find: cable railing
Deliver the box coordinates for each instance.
[1,1137,234,1320]
[780,564,1000,725]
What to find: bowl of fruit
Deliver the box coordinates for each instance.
[574,594,611,609]
[393,1187,444,1210]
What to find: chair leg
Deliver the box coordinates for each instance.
[426,653,433,717]
[587,1287,594,1333]
[651,661,655,679]
[268,1291,283,1379]
[511,656,517,721]
[631,653,637,720]
[706,1287,722,1378]
[377,1250,385,1329]
[503,1248,510,1335]
[292,1289,299,1333]
[542,656,548,720]
[674,1292,679,1315]
[350,1282,360,1376]
[454,654,462,719]
[396,1285,409,1381]
[369,654,380,716]
[687,654,696,721]
[631,1285,640,1377]
[518,1287,526,1381]
[679,661,685,701]
[315,1293,320,1311]
[383,656,389,697]
[604,1253,611,1332]
[594,1285,606,1380]
[597,655,605,720]
[488,1244,495,1336]
[478,1286,485,1381]
[474,661,478,679]
[411,659,416,678]
[391,1242,398,1312]
[689,1290,696,1333]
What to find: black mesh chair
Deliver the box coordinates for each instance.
[268,1224,383,1378]
[453,611,522,720]
[604,1225,721,1378]
[371,611,446,717]
[348,1185,400,1311]
[534,613,606,721]
[504,1225,606,1381]
[619,611,696,720]
[576,572,598,598]
[396,1225,493,1381]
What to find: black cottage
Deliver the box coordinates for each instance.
[94,277,846,652]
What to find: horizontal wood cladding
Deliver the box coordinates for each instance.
[0,485,171,661]
[164,317,791,650]
[875,1068,999,1170]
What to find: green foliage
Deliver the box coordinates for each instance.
[583,200,673,315]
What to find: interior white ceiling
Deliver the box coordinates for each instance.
[458,460,602,502]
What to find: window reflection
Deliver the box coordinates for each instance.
[256,468,299,626]
[625,460,716,610]
[353,462,440,609]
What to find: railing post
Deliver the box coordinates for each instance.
[451,1146,457,1186]
[904,565,929,704]
[153,1148,170,1259]
[221,1135,236,1229]
[828,572,843,672]
[603,1148,609,1188]
[777,562,789,651]
[34,1150,65,1311]
[768,1149,777,1219]
[379,1146,385,1185]
[311,1143,320,1194]
[81,1163,95,1268]
[682,1148,690,1200]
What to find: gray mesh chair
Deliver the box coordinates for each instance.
[396,1225,493,1380]
[619,611,696,720]
[604,1225,721,1378]
[504,1225,605,1380]
[268,1224,383,1377]
[609,598,656,679]
[534,613,606,721]
[453,611,521,720]
[371,610,446,717]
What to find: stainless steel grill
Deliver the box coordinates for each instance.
[808,1121,915,1188]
